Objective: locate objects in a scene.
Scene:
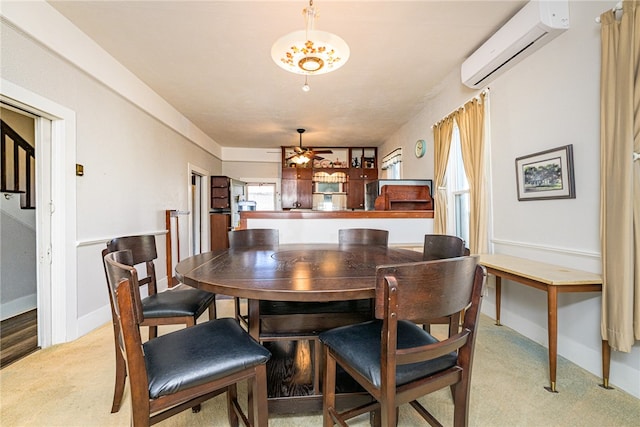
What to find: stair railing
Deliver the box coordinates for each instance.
[1,119,35,209]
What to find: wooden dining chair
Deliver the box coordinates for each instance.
[228,228,280,328]
[102,234,216,413]
[319,256,486,427]
[104,250,271,427]
[421,234,469,336]
[422,234,467,260]
[338,228,389,246]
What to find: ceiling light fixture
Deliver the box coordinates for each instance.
[271,0,350,81]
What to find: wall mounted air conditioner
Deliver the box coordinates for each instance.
[461,0,569,89]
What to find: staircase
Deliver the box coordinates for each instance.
[1,120,35,209]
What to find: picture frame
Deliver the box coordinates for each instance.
[515,144,575,201]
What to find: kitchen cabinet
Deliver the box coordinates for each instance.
[281,147,377,210]
[210,213,231,250]
[281,167,313,209]
[347,167,378,209]
[210,175,230,210]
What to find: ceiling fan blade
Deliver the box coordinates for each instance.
[313,150,333,154]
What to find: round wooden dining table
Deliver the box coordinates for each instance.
[175,243,424,415]
[175,243,424,303]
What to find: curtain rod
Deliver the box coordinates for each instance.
[595,2,622,23]
[430,88,489,130]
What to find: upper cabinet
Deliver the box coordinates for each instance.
[281,146,377,210]
[349,147,377,169]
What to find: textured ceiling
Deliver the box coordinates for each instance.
[48,0,526,149]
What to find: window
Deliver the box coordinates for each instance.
[445,122,469,245]
[381,148,402,179]
[245,183,276,210]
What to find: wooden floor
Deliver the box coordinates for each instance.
[1,309,39,368]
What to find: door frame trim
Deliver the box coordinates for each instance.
[1,78,77,346]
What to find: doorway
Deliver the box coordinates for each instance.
[188,165,210,255]
[1,79,78,348]
[0,105,39,366]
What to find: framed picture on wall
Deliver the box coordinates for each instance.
[515,144,575,201]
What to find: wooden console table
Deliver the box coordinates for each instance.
[478,254,610,393]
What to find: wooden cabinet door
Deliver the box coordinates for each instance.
[347,180,365,209]
[347,168,378,209]
[210,213,230,250]
[281,179,297,209]
[297,178,313,209]
[281,167,313,209]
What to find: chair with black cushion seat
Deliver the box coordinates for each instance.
[338,228,389,246]
[103,234,216,413]
[320,256,486,427]
[421,234,469,336]
[104,250,270,427]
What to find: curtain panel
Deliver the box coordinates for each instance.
[432,117,454,234]
[599,0,640,352]
[455,92,489,255]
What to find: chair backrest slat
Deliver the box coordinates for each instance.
[106,235,159,295]
[107,234,157,266]
[338,228,389,246]
[375,256,480,323]
[422,234,466,260]
[228,229,279,248]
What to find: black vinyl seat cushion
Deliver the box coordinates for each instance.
[319,319,457,388]
[144,318,271,399]
[142,286,216,318]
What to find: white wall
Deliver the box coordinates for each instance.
[380,1,638,398]
[1,19,222,336]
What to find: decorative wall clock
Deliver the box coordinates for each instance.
[414,139,426,158]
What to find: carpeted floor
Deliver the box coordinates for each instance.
[1,299,638,426]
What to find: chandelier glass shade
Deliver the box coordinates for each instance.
[271,1,349,76]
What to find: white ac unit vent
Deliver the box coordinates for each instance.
[461,0,569,89]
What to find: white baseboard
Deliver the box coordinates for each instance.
[76,304,111,338]
[1,294,37,321]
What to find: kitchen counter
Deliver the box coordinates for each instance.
[239,210,433,248]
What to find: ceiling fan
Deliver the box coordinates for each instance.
[286,128,333,163]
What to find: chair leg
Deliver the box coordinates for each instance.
[208,296,217,320]
[380,399,397,427]
[148,325,158,340]
[452,381,470,427]
[252,364,269,427]
[110,344,127,413]
[227,384,239,427]
[323,348,337,427]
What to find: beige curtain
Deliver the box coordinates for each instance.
[455,93,488,255]
[600,0,640,352]
[432,117,454,234]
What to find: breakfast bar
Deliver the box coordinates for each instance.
[239,210,434,248]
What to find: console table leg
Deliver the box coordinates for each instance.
[600,340,614,390]
[544,287,559,393]
[495,276,502,326]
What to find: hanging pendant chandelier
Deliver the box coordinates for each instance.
[271,0,350,76]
